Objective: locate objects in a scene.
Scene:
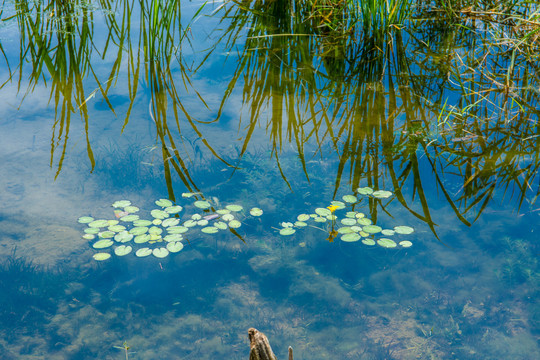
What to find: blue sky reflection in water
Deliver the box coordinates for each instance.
[0,1,539,359]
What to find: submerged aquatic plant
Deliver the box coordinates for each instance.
[278,187,414,248]
[78,193,263,261]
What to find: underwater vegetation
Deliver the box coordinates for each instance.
[78,193,264,261]
[278,187,414,248]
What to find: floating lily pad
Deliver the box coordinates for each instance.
[315,208,331,217]
[133,219,152,227]
[167,226,188,234]
[151,209,169,219]
[84,227,100,234]
[108,225,126,232]
[114,245,132,256]
[155,199,173,207]
[153,248,169,258]
[341,218,357,226]
[297,214,310,221]
[226,204,243,212]
[124,206,139,213]
[221,213,235,222]
[194,200,211,209]
[165,205,183,214]
[112,200,131,208]
[93,253,111,261]
[338,227,355,234]
[342,195,358,203]
[294,221,307,227]
[135,248,152,257]
[281,222,294,228]
[197,219,209,226]
[149,226,163,235]
[249,207,263,216]
[377,238,397,248]
[134,234,150,243]
[326,215,337,221]
[191,214,202,220]
[88,219,109,228]
[93,239,114,249]
[201,226,219,234]
[279,228,296,235]
[162,218,180,227]
[341,233,361,242]
[330,201,346,208]
[351,225,363,232]
[216,209,230,215]
[355,213,365,219]
[129,227,148,235]
[356,187,373,195]
[399,240,413,248]
[394,225,414,234]
[372,190,393,199]
[108,220,120,226]
[359,231,370,237]
[363,225,382,234]
[183,219,197,227]
[167,241,184,253]
[114,231,133,243]
[314,217,327,223]
[164,234,183,242]
[362,239,376,246]
[152,219,162,225]
[381,229,395,236]
[345,212,357,218]
[357,218,372,226]
[182,192,201,198]
[78,216,94,224]
[120,214,139,222]
[228,220,241,229]
[99,231,115,238]
[82,234,95,240]
[214,221,228,230]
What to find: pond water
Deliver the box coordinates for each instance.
[0,1,539,359]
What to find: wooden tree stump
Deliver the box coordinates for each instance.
[248,328,293,360]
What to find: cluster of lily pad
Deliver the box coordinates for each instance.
[78,193,263,261]
[278,187,414,248]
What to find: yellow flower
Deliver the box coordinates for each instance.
[327,205,339,213]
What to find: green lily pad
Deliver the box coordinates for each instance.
[164,233,183,242]
[93,239,114,249]
[114,245,132,256]
[197,219,209,226]
[357,218,372,226]
[151,209,169,219]
[338,227,355,234]
[135,248,152,257]
[155,199,173,207]
[162,218,180,227]
[341,233,361,242]
[394,225,414,234]
[351,226,363,232]
[164,205,183,214]
[355,213,365,219]
[315,208,331,217]
[377,238,397,248]
[381,229,395,236]
[214,221,228,230]
[78,216,94,224]
[249,207,263,216]
[167,226,188,234]
[356,187,373,195]
[362,239,376,246]
[93,253,111,261]
[294,221,307,227]
[152,219,162,225]
[326,215,337,221]
[297,214,310,221]
[341,218,357,226]
[330,201,346,208]
[108,220,120,226]
[124,206,139,213]
[194,200,211,209]
[363,225,382,234]
[133,219,152,227]
[82,234,95,240]
[281,222,294,228]
[129,227,148,235]
[314,217,327,223]
[108,225,126,232]
[345,212,357,218]
[201,226,219,234]
[88,219,109,228]
[99,231,115,238]
[191,214,202,220]
[226,204,243,212]
[183,220,197,227]
[221,214,235,222]
[134,234,150,244]
[149,226,163,235]
[167,241,184,253]
[182,192,201,198]
[112,200,131,208]
[114,231,133,243]
[359,231,370,237]
[84,227,100,234]
[153,248,169,258]
[399,240,413,248]
[279,228,296,235]
[228,220,242,229]
[216,209,231,215]
[120,214,139,222]
[342,195,358,203]
[372,190,393,199]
